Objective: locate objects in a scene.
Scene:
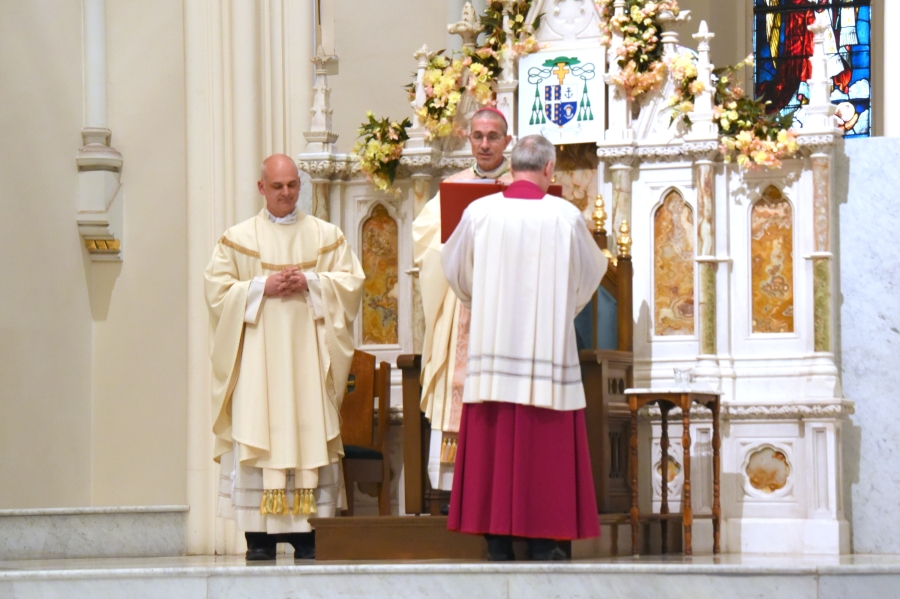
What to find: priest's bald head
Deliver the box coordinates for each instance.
[258,154,301,218]
[510,134,557,193]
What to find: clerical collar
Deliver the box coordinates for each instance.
[502,180,545,199]
[472,158,510,179]
[265,206,298,224]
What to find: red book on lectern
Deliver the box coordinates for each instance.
[439,181,563,242]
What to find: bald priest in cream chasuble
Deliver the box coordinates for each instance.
[205,209,364,534]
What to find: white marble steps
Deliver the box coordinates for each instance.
[3,555,900,599]
[0,506,188,560]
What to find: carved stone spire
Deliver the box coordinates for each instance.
[405,44,435,151]
[686,20,717,140]
[448,2,484,49]
[802,19,840,133]
[304,46,339,153]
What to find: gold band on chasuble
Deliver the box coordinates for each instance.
[218,235,345,271]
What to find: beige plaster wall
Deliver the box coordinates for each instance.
[0,0,93,509]
[89,0,188,506]
[328,0,450,152]
[0,0,187,508]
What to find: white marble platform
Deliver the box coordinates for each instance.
[1,554,900,599]
[0,506,188,560]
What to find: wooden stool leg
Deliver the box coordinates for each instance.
[378,456,391,516]
[711,399,721,554]
[681,395,693,556]
[659,403,670,554]
[629,397,640,556]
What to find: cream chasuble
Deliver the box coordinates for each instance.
[441,190,607,410]
[206,209,364,532]
[413,165,512,490]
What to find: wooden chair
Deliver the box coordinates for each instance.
[340,350,392,516]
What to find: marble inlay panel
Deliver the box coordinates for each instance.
[751,187,794,333]
[746,447,791,493]
[654,190,695,335]
[311,180,330,221]
[554,143,598,212]
[656,456,681,484]
[361,204,399,345]
[412,177,431,218]
[812,156,830,253]
[611,165,633,254]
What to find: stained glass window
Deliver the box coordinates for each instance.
[753,0,872,138]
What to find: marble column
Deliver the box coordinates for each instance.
[610,159,634,255]
[231,0,264,223]
[310,179,331,221]
[410,174,433,354]
[811,152,832,354]
[695,158,716,357]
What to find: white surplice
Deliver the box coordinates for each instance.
[441,188,607,411]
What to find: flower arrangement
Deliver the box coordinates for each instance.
[405,2,540,141]
[596,0,680,102]
[668,54,799,170]
[353,112,411,194]
[407,52,468,140]
[479,1,542,60]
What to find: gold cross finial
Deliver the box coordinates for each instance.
[617,220,632,258]
[592,195,607,232]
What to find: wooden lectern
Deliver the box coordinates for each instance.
[439,181,565,242]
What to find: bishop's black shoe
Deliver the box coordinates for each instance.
[244,532,277,561]
[280,531,316,560]
[526,538,567,561]
[485,534,515,561]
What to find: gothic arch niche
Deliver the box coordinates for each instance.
[750,186,794,334]
[653,189,695,336]
[360,203,399,345]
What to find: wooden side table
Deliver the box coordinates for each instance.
[625,388,722,556]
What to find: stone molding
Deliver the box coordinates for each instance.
[642,401,855,421]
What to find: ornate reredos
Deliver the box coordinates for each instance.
[530,0,603,47]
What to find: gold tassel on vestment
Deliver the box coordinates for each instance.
[261,490,275,515]
[292,489,301,515]
[260,489,291,515]
[440,438,458,464]
[290,488,317,515]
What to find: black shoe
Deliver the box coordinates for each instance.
[485,534,514,561]
[527,538,567,561]
[280,531,316,560]
[245,532,277,561]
